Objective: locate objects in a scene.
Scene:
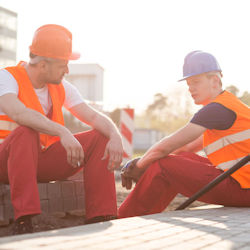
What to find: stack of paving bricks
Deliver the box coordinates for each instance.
[0,169,85,223]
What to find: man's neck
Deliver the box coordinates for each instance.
[25,63,46,89]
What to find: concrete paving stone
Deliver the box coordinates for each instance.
[90,238,143,249]
[117,217,159,228]
[3,202,14,219]
[135,226,193,241]
[0,195,4,206]
[36,235,117,249]
[201,240,246,250]
[61,181,76,197]
[38,183,48,200]
[0,184,6,196]
[191,239,224,249]
[76,195,85,210]
[237,222,250,228]
[176,217,204,223]
[206,222,228,230]
[0,204,5,221]
[3,187,11,203]
[48,197,63,214]
[47,181,62,198]
[155,229,208,246]
[193,219,220,226]
[58,235,140,249]
[211,228,246,238]
[166,240,219,250]
[229,233,250,243]
[40,199,49,214]
[1,207,250,249]
[74,180,85,196]
[63,196,77,212]
[111,222,177,238]
[133,236,192,249]
[238,245,250,250]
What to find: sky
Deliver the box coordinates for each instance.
[1,0,249,113]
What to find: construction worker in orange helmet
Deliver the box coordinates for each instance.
[0,24,123,234]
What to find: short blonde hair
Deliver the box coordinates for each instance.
[206,71,223,85]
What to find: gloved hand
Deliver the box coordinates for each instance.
[121,158,145,190]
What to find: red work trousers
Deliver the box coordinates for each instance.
[0,126,117,220]
[118,152,250,218]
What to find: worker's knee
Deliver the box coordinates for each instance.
[75,129,108,145]
[11,126,39,142]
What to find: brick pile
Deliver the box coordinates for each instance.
[0,170,85,224]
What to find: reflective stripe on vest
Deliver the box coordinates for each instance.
[216,156,249,170]
[203,91,250,188]
[0,120,19,131]
[204,129,250,155]
[2,62,65,149]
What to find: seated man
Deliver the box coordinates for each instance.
[119,50,250,218]
[0,24,123,234]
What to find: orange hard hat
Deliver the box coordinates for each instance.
[29,24,80,60]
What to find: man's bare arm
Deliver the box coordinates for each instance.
[137,123,206,170]
[172,134,203,154]
[69,102,124,170]
[0,93,84,167]
[0,94,67,135]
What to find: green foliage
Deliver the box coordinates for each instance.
[239,91,250,106]
[226,85,250,106]
[63,110,90,133]
[109,108,121,128]
[225,85,239,96]
[136,89,194,134]
[136,84,249,134]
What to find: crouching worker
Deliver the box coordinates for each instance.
[119,50,250,218]
[0,24,123,234]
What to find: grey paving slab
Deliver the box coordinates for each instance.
[1,206,250,249]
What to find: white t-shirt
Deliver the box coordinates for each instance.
[0,69,85,115]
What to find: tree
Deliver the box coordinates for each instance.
[109,108,121,128]
[239,91,250,106]
[226,85,250,106]
[137,89,194,134]
[225,85,239,96]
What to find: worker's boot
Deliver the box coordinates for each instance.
[12,215,34,235]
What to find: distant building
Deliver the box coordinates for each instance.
[0,6,17,67]
[133,128,165,151]
[65,64,104,110]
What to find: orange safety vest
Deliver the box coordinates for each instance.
[203,91,250,188]
[0,62,65,149]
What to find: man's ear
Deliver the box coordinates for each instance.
[38,60,48,72]
[212,75,221,88]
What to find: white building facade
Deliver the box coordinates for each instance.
[66,64,104,110]
[133,128,165,152]
[0,6,17,68]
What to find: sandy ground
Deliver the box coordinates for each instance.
[0,179,205,237]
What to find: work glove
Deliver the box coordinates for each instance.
[121,158,145,190]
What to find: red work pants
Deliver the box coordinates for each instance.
[0,126,117,220]
[118,152,250,218]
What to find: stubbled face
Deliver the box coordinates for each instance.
[186,74,215,106]
[44,59,69,84]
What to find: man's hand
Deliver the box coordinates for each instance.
[60,131,85,168]
[102,135,123,171]
[121,158,145,190]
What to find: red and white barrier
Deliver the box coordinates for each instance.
[120,108,134,161]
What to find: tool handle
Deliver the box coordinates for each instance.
[176,154,250,210]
